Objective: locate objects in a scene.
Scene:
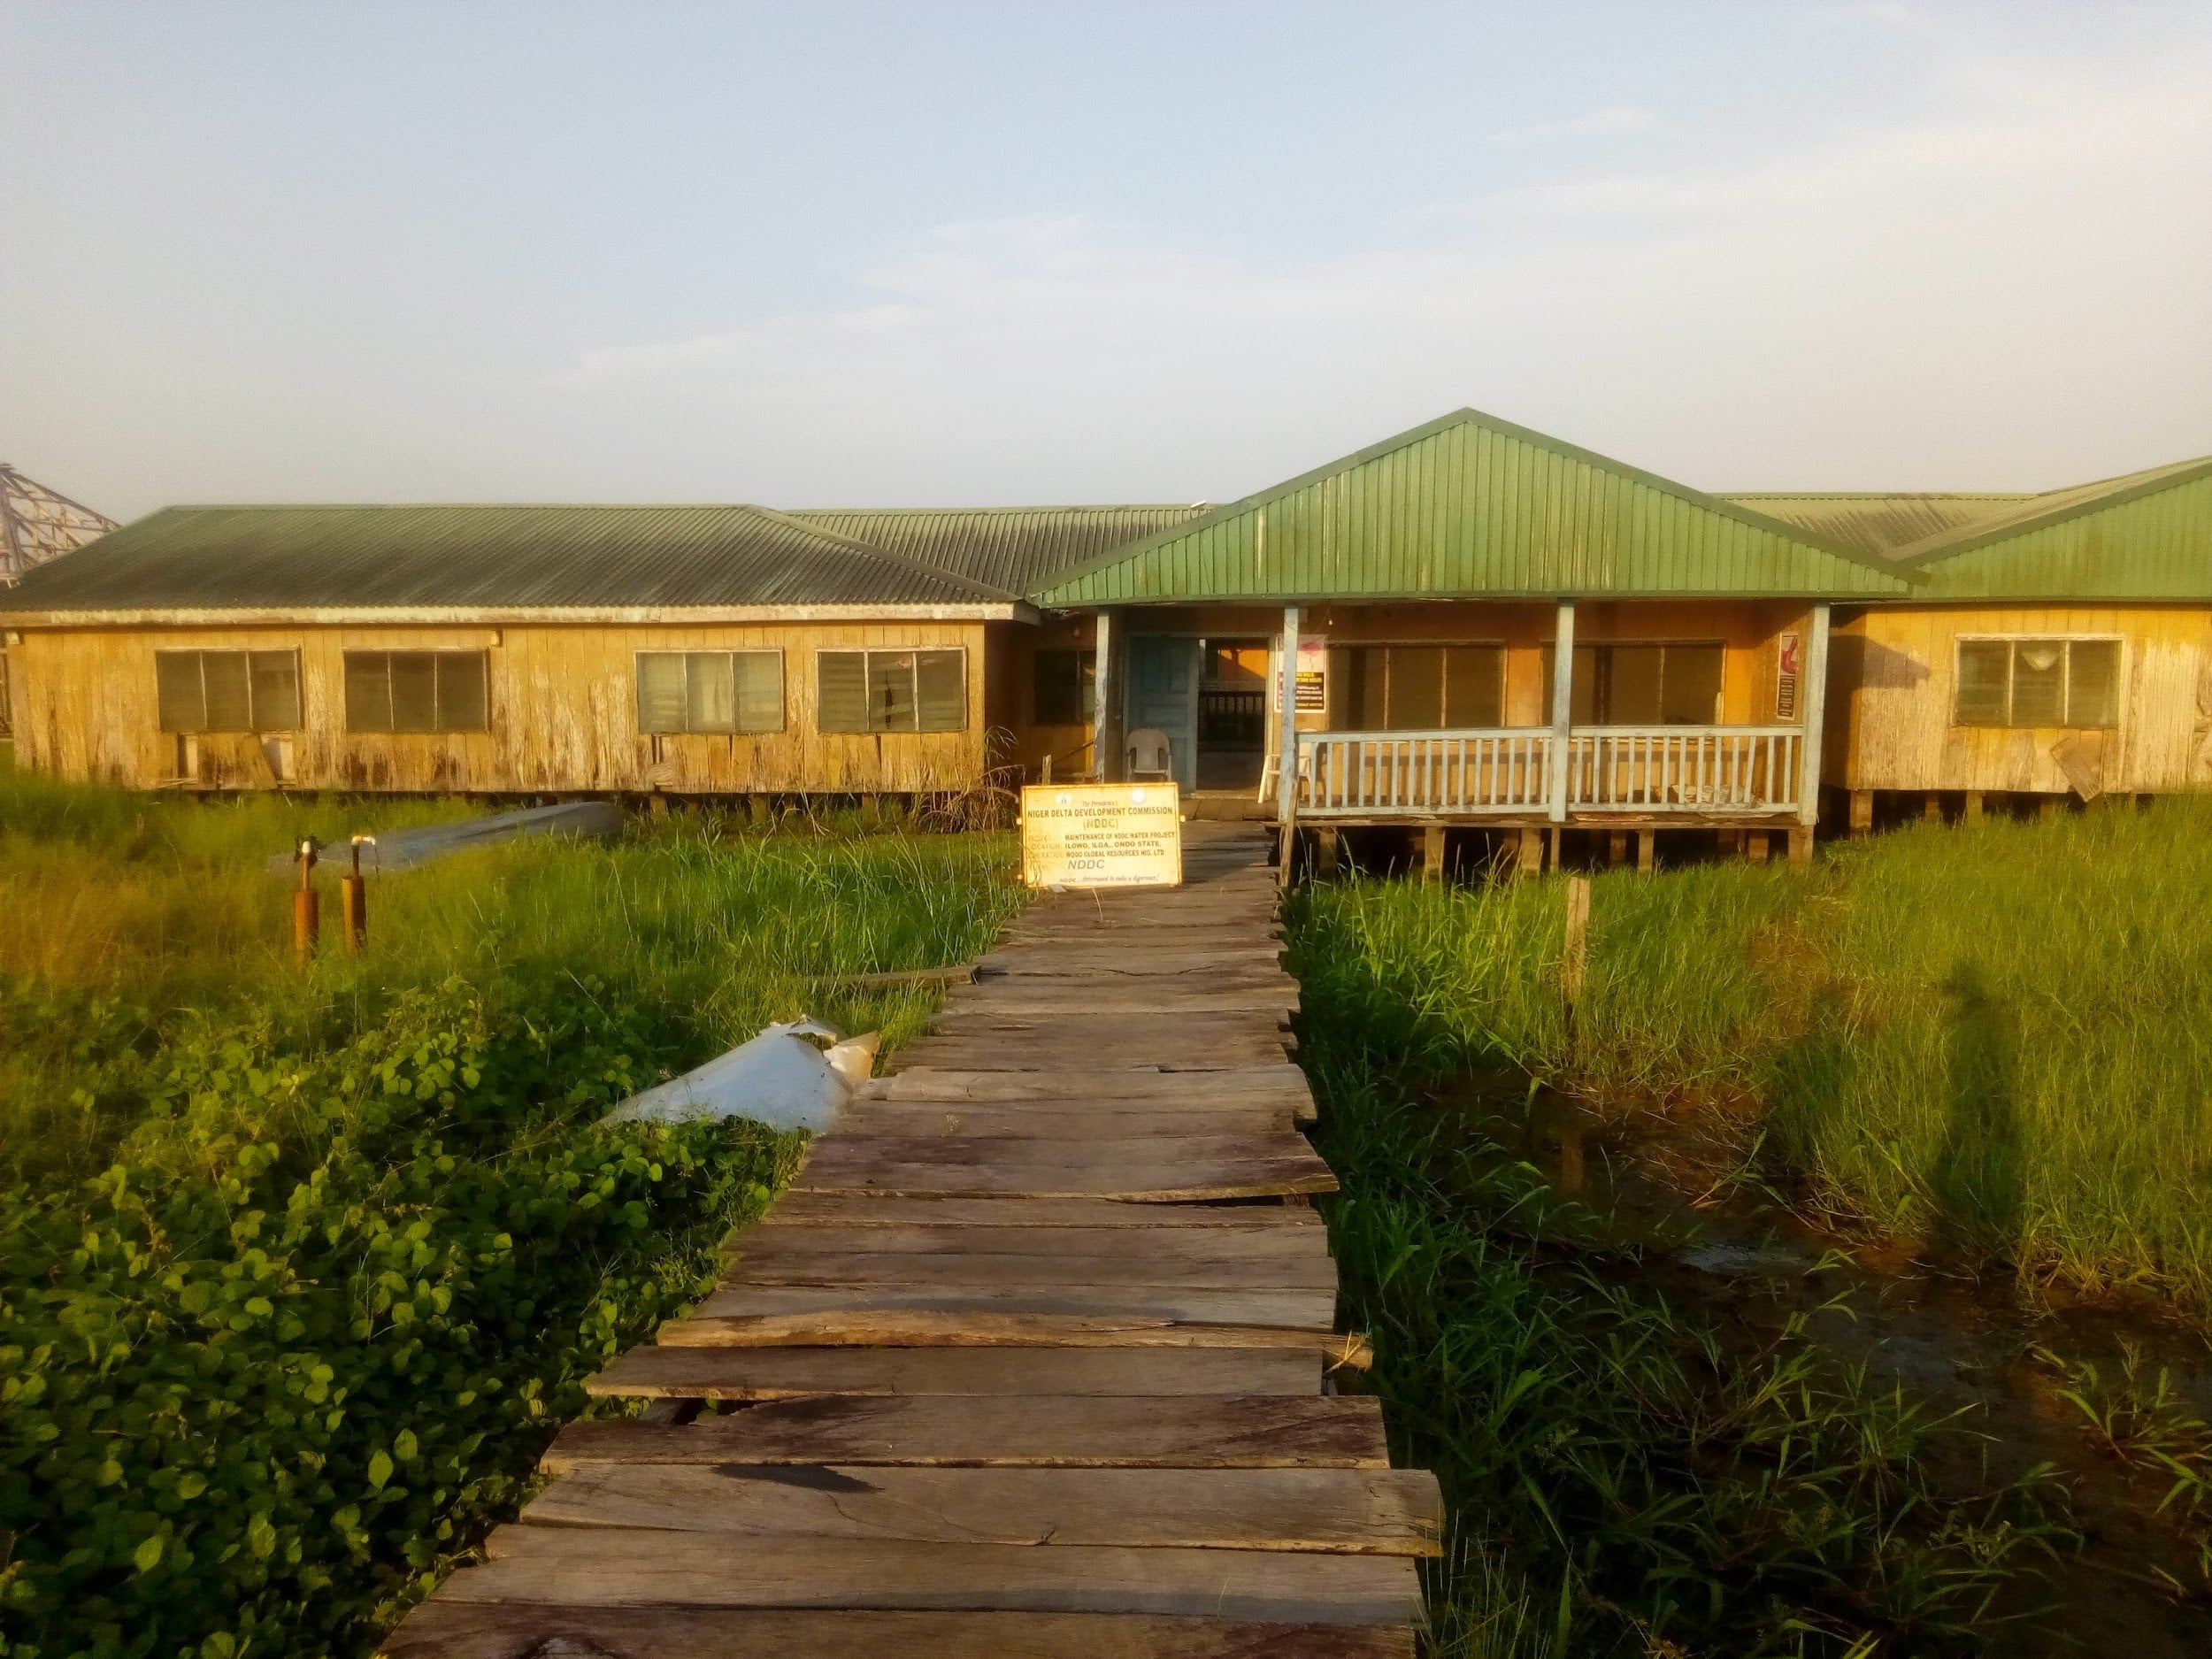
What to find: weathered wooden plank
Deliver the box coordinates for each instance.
[936,990,1297,1019]
[657,1310,1370,1368]
[890,1036,1294,1073]
[544,1394,1388,1471]
[789,1144,1334,1202]
[518,1464,1444,1555]
[378,1602,1417,1659]
[718,1248,1340,1292]
[862,1064,1313,1109]
[583,1345,1325,1401]
[692,1284,1337,1328]
[756,1194,1325,1228]
[728,1223,1335,1263]
[976,947,1284,976]
[437,1530,1423,1621]
[833,1104,1296,1139]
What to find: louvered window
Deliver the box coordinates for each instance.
[635,650,783,733]
[1954,639,2120,729]
[155,649,302,733]
[1332,644,1505,729]
[817,649,966,733]
[343,650,490,733]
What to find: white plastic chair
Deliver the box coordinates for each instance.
[1256,746,1312,803]
[1126,727,1175,781]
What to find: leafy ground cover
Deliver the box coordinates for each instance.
[0,775,1022,1658]
[1302,798,2212,1309]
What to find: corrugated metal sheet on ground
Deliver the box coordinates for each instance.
[1032,410,1916,607]
[790,506,1207,598]
[0,504,1016,613]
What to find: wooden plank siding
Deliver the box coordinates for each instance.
[1827,604,2212,795]
[10,618,999,794]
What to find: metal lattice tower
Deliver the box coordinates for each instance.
[0,465,118,583]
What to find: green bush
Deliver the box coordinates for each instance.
[1,964,795,1659]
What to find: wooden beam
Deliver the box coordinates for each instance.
[1278,604,1301,882]
[1849,788,1874,839]
[1093,609,1114,782]
[1548,599,1575,825]
[1796,602,1829,827]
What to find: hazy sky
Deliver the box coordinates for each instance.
[5,2,2210,521]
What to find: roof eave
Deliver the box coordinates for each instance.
[0,601,1035,628]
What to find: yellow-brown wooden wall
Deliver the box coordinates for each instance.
[9,620,993,794]
[1826,604,2212,794]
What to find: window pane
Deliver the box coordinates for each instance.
[2010,640,2064,726]
[249,651,301,730]
[1382,646,1442,729]
[201,652,252,732]
[733,651,783,733]
[1604,646,1665,725]
[636,651,687,733]
[817,650,870,733]
[1659,644,1724,725]
[1443,646,1503,727]
[1338,645,1386,729]
[436,652,488,732]
[685,650,737,733]
[1955,641,2010,726]
[1033,649,1093,726]
[917,650,964,732]
[344,652,393,733]
[2066,641,2119,729]
[156,652,206,733]
[867,651,918,732]
[388,653,439,732]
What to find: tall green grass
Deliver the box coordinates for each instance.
[1303,798,2212,1308]
[0,776,1023,1658]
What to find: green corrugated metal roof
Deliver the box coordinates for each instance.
[1031,410,1915,607]
[0,503,1018,613]
[1721,493,2033,559]
[1894,457,2212,600]
[788,504,1206,595]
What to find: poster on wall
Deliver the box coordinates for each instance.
[1275,641,1328,713]
[1776,632,1802,721]
[1019,783,1183,888]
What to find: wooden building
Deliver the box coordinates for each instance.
[4,411,2206,857]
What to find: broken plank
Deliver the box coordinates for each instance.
[377,1602,1416,1659]
[543,1394,1389,1470]
[442,1529,1424,1624]
[584,1345,1325,1401]
[519,1464,1444,1555]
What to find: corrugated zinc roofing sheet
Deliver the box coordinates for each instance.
[788,505,1208,596]
[0,503,1016,613]
[1032,410,1915,606]
[1899,460,2212,600]
[1721,494,2032,560]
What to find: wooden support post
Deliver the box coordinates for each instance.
[1787,826,1814,865]
[1316,825,1340,878]
[1964,792,1984,825]
[1561,875,1591,1004]
[1517,825,1545,878]
[1848,789,1874,840]
[1421,824,1446,880]
[1636,829,1655,873]
[1277,603,1301,886]
[1092,609,1115,782]
[1546,827,1562,872]
[1797,603,1830,833]
[292,837,319,962]
[1924,793,1942,823]
[649,792,670,820]
[1548,600,1575,826]
[2039,796,2062,820]
[1746,830,1770,864]
[1607,830,1627,867]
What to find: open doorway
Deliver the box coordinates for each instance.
[1197,638,1269,790]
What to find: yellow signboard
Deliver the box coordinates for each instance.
[1019,783,1183,889]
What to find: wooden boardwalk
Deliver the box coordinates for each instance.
[380,823,1439,1658]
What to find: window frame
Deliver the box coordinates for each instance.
[1539,638,1727,727]
[634,648,785,735]
[816,646,969,734]
[1329,639,1509,731]
[154,648,303,734]
[1951,634,2124,731]
[342,649,492,734]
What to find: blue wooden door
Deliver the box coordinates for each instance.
[1125,635,1200,789]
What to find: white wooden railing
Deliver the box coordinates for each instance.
[1297,730,1551,816]
[1294,725,1801,818]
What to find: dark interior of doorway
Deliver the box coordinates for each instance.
[1197,638,1269,791]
